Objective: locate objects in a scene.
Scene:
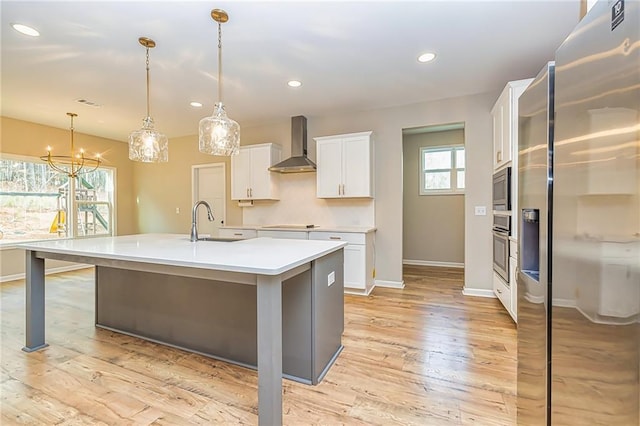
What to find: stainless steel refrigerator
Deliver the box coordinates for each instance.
[517,0,639,424]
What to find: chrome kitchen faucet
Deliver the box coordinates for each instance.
[190,200,214,242]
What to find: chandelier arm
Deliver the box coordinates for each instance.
[43,112,101,176]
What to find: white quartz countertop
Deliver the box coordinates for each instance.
[223,225,377,233]
[19,234,347,276]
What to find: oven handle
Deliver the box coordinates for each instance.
[492,229,510,237]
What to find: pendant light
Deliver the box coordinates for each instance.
[41,112,101,177]
[198,9,240,156]
[128,37,168,162]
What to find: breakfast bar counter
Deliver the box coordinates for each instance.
[20,233,347,426]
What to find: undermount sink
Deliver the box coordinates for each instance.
[197,237,240,242]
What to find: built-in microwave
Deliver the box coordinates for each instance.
[493,166,512,212]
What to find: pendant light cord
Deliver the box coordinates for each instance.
[145,46,151,118]
[218,21,223,103]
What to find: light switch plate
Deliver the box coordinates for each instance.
[328,271,335,286]
[474,206,487,216]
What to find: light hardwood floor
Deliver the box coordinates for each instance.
[1,265,517,425]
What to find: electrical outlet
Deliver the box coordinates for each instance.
[175,207,180,214]
[474,206,487,216]
[328,271,335,286]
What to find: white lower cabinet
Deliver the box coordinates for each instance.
[256,230,309,240]
[218,228,258,239]
[309,231,374,295]
[493,272,511,316]
[219,227,375,295]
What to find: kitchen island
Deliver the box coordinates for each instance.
[20,234,347,426]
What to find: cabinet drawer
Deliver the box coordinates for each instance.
[493,272,511,312]
[308,231,365,245]
[218,228,257,239]
[257,230,308,240]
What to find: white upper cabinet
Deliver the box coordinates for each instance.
[315,131,373,198]
[231,143,281,200]
[491,79,533,170]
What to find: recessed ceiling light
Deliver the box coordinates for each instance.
[190,101,203,108]
[287,80,302,88]
[417,52,436,63]
[12,23,40,37]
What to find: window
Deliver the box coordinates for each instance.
[0,155,115,243]
[420,145,465,195]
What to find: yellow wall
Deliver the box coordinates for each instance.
[1,116,136,236]
[133,134,239,233]
[133,117,291,233]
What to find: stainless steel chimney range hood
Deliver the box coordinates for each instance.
[268,115,316,173]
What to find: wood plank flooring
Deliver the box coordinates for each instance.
[1,265,517,425]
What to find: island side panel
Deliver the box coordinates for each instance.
[312,249,345,383]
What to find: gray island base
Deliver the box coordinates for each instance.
[95,251,344,385]
[20,234,347,426]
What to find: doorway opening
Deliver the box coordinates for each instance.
[192,163,226,237]
[402,122,465,268]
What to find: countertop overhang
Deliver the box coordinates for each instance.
[19,233,347,276]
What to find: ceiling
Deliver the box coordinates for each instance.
[1,1,581,142]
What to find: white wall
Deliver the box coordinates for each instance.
[242,173,374,227]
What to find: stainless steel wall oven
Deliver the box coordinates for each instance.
[492,213,511,283]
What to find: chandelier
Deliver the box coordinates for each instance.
[41,112,101,178]
[198,8,240,156]
[129,37,168,162]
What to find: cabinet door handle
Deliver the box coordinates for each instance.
[246,188,249,198]
[249,188,253,197]
[234,233,243,236]
[329,236,342,240]
[496,288,502,294]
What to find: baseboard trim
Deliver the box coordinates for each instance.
[1,264,92,283]
[344,285,376,296]
[462,288,496,298]
[552,298,576,308]
[403,259,464,269]
[374,279,405,289]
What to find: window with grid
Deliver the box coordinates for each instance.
[420,145,465,195]
[0,154,115,243]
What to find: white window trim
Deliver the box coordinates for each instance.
[419,144,465,196]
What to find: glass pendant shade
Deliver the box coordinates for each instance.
[199,9,240,157]
[199,103,240,156]
[128,37,168,163]
[129,117,169,162]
